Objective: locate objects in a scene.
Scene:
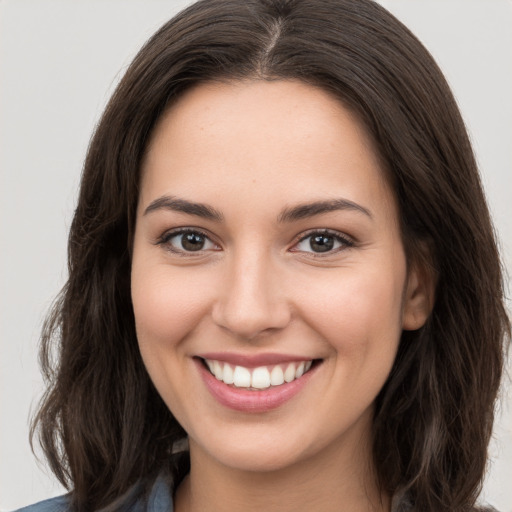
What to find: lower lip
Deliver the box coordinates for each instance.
[196,359,319,413]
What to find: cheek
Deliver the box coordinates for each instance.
[296,260,406,362]
[130,263,215,422]
[293,262,406,431]
[131,264,213,352]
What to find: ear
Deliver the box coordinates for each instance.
[402,262,436,331]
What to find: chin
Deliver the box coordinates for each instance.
[191,428,315,474]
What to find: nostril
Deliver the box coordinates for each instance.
[211,300,291,341]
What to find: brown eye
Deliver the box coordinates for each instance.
[293,230,353,254]
[160,229,218,253]
[181,232,206,251]
[309,234,334,252]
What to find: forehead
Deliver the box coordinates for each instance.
[139,79,395,220]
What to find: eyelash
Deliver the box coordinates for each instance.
[156,228,354,256]
[292,229,354,256]
[156,228,219,256]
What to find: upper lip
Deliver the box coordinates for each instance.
[196,352,316,368]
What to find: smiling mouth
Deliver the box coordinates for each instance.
[200,358,320,390]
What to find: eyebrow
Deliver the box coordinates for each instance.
[277,199,373,222]
[143,195,224,221]
[143,195,372,223]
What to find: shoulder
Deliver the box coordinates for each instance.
[12,476,174,512]
[12,495,69,512]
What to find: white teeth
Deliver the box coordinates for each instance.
[222,363,234,384]
[270,365,285,386]
[284,363,296,383]
[204,358,315,389]
[251,367,271,389]
[233,366,251,387]
[213,360,223,380]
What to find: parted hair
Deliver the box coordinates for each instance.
[32,0,510,511]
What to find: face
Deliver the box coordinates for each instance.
[131,80,430,474]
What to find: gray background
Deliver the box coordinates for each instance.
[1,0,510,510]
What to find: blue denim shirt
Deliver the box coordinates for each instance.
[13,476,173,512]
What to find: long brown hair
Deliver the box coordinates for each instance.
[32,0,510,510]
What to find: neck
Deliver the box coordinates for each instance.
[174,426,390,512]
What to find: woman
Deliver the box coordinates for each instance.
[19,0,510,511]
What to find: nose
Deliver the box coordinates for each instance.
[211,251,291,341]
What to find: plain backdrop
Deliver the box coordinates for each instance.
[0,0,511,510]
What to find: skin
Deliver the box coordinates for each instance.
[131,80,432,512]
